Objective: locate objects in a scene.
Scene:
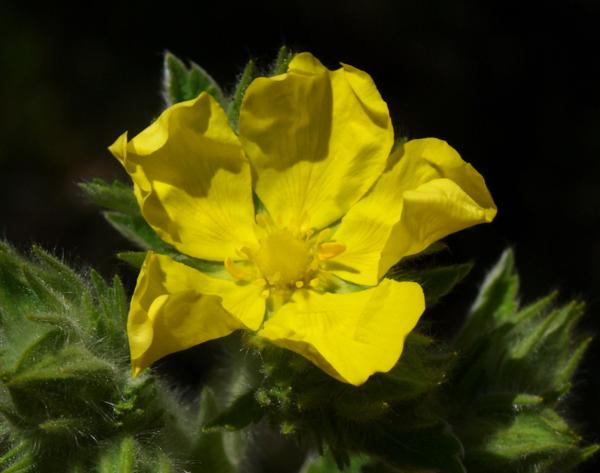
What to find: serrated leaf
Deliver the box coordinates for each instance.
[163,52,225,106]
[21,266,66,311]
[103,211,171,252]
[116,251,146,268]
[0,442,28,469]
[463,408,580,472]
[187,61,226,104]
[270,46,293,75]
[392,261,473,306]
[97,436,136,473]
[469,249,519,328]
[31,246,87,303]
[7,344,114,387]
[204,390,264,432]
[227,60,255,131]
[0,243,32,316]
[448,249,595,473]
[79,179,139,215]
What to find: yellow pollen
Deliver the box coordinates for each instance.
[253,230,312,287]
[318,242,346,260]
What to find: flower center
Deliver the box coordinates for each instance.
[224,213,347,302]
[253,230,313,287]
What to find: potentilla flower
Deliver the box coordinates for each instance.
[109,52,497,386]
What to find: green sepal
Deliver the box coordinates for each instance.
[163,51,226,107]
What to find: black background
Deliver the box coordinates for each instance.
[1,1,599,470]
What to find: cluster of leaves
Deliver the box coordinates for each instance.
[0,243,241,472]
[163,46,292,131]
[444,250,598,473]
[2,49,595,473]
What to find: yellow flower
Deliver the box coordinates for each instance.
[109,52,497,386]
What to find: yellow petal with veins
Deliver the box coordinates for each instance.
[258,279,424,386]
[109,93,258,262]
[128,252,265,376]
[239,52,393,233]
[329,138,497,286]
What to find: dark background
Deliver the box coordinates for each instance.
[1,0,599,469]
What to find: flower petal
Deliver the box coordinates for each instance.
[129,252,265,375]
[239,52,393,232]
[329,138,497,285]
[109,93,257,261]
[258,279,424,386]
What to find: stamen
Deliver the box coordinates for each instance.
[225,257,248,281]
[318,242,346,260]
[256,212,275,231]
[315,228,333,243]
[240,247,254,259]
[253,278,267,287]
[295,281,304,288]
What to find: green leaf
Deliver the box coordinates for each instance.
[116,251,145,268]
[81,179,173,252]
[448,249,596,472]
[270,45,293,75]
[163,51,225,106]
[0,244,206,472]
[97,436,136,473]
[456,249,519,349]
[226,60,255,131]
[204,390,264,432]
[462,407,589,473]
[79,179,139,215]
[301,451,370,473]
[391,261,473,306]
[103,211,171,252]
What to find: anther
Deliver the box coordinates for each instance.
[318,242,346,260]
[253,278,267,287]
[225,257,248,281]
